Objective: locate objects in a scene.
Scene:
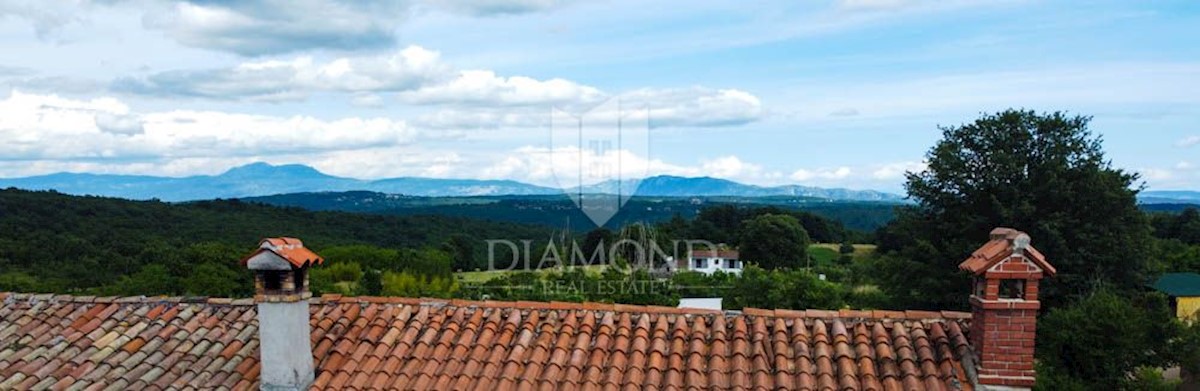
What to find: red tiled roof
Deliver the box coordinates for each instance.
[241,237,325,268]
[689,250,739,259]
[0,293,261,390]
[959,228,1056,276]
[1,292,976,390]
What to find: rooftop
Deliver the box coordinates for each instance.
[1153,272,1200,297]
[0,292,975,390]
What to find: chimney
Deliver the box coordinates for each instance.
[241,237,324,391]
[959,228,1057,390]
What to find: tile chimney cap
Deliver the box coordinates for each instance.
[961,228,1056,276]
[241,237,324,269]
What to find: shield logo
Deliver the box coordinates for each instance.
[550,98,650,227]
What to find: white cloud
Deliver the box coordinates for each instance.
[0,0,80,39]
[94,112,145,135]
[1138,161,1200,190]
[1140,167,1175,182]
[701,156,772,179]
[0,90,418,162]
[110,46,764,126]
[399,69,603,106]
[790,166,852,181]
[140,0,412,56]
[412,86,765,129]
[351,94,385,108]
[1178,136,1200,148]
[1,0,576,56]
[872,161,926,180]
[420,0,569,16]
[619,87,763,127]
[113,46,449,100]
[479,146,692,185]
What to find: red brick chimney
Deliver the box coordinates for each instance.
[959,228,1056,390]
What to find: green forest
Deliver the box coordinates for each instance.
[0,186,865,297]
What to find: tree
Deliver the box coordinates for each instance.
[319,245,398,272]
[876,110,1153,310]
[739,214,810,270]
[441,234,477,271]
[380,271,459,298]
[359,269,382,296]
[1035,290,1174,390]
[111,264,178,296]
[1173,208,1200,245]
[722,265,845,310]
[579,228,615,265]
[182,262,246,297]
[839,242,856,255]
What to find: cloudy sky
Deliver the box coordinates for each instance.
[0,0,1197,192]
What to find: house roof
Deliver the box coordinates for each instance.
[1153,273,1200,297]
[240,237,324,269]
[689,250,739,259]
[958,228,1056,276]
[0,292,976,390]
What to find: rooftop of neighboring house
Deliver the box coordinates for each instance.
[1153,272,1200,297]
[688,249,739,259]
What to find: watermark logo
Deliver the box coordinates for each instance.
[550,98,650,227]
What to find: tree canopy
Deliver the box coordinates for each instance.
[739,214,811,270]
[875,110,1152,309]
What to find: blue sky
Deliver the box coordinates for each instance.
[0,0,1196,192]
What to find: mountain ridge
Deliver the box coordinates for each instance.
[1,162,1194,204]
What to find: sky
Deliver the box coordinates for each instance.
[0,0,1197,193]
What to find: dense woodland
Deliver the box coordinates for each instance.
[0,189,550,295]
[0,187,864,296]
[243,191,900,232]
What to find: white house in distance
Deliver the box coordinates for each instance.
[680,249,742,274]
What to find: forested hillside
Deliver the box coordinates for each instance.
[0,188,870,296]
[242,191,901,232]
[0,189,553,295]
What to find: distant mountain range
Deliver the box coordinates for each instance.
[578,176,903,201]
[0,162,1196,205]
[0,162,908,202]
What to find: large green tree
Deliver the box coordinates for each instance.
[1035,291,1176,390]
[876,110,1152,309]
[739,214,810,270]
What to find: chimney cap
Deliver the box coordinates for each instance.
[960,228,1056,276]
[241,237,324,270]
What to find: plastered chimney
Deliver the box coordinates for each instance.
[241,237,324,391]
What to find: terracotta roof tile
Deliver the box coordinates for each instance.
[2,293,979,390]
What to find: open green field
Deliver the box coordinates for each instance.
[809,243,877,266]
[456,264,609,284]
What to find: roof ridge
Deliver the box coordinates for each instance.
[2,291,972,320]
[0,292,256,306]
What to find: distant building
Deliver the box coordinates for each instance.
[1153,272,1200,322]
[678,297,722,311]
[680,249,742,274]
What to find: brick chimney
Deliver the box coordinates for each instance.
[241,237,324,391]
[959,228,1056,390]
